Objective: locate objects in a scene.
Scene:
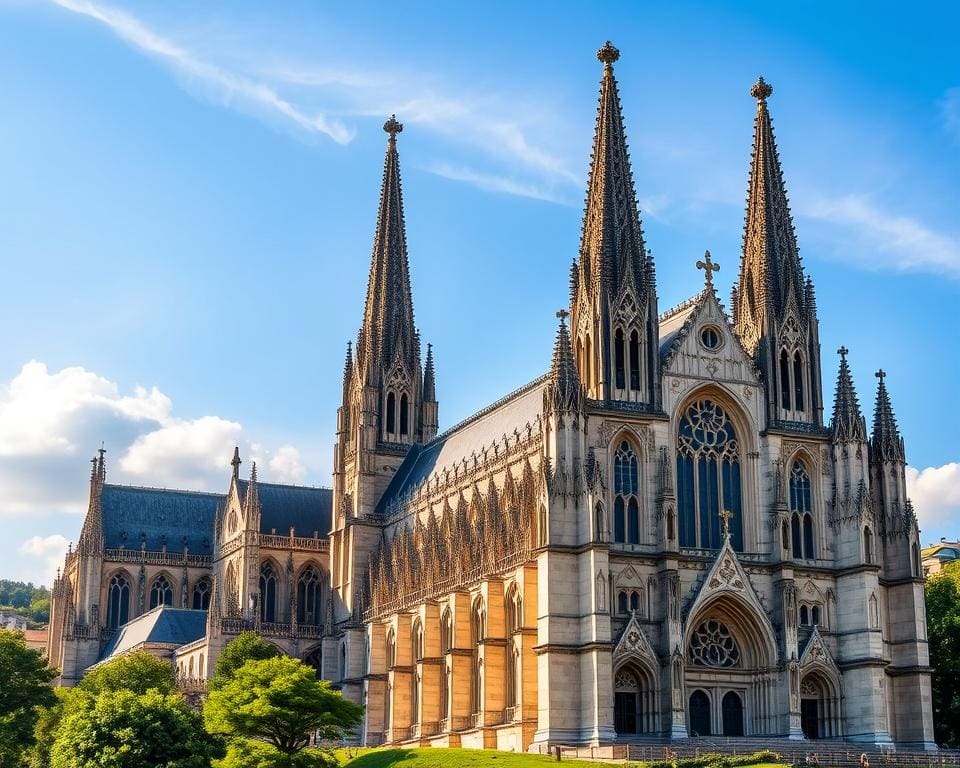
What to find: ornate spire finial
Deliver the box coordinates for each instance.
[751,76,773,101]
[871,368,904,463]
[838,346,848,360]
[831,346,867,443]
[556,308,570,325]
[231,446,241,480]
[597,40,620,67]
[720,508,733,539]
[875,368,886,382]
[696,250,720,290]
[383,114,403,139]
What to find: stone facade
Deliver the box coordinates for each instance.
[49,41,935,753]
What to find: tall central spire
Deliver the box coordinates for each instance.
[358,115,417,383]
[734,77,807,354]
[577,41,649,297]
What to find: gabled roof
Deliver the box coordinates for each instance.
[375,377,545,515]
[95,606,207,665]
[658,292,704,359]
[237,480,333,538]
[101,484,221,554]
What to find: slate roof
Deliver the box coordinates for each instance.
[376,377,546,515]
[101,485,221,554]
[237,480,333,537]
[658,292,704,359]
[96,607,207,664]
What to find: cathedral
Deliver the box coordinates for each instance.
[48,42,935,751]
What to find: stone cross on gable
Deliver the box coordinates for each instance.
[696,250,720,290]
[556,309,570,325]
[876,369,886,381]
[838,346,849,360]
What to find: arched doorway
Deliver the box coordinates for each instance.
[800,673,841,739]
[689,690,711,736]
[722,691,744,736]
[613,665,657,735]
[302,645,323,680]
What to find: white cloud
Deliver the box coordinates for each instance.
[0,360,310,519]
[801,193,960,278]
[50,0,354,144]
[906,462,960,542]
[17,534,69,586]
[426,162,572,205]
[941,87,960,143]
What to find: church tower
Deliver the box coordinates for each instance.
[569,42,660,408]
[733,78,823,427]
[331,116,437,622]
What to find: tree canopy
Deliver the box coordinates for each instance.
[927,562,960,747]
[0,629,57,767]
[51,688,224,768]
[205,655,362,765]
[79,649,177,696]
[209,631,281,691]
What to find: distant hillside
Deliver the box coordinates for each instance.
[0,579,50,627]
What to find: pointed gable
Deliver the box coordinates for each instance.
[614,610,658,664]
[800,626,841,677]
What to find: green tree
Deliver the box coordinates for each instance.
[0,629,57,768]
[78,649,176,696]
[24,688,78,768]
[209,631,280,691]
[927,561,960,746]
[51,688,224,768]
[28,597,50,624]
[204,656,363,768]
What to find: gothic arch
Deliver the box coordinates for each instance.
[148,571,175,610]
[302,643,324,679]
[684,592,777,670]
[104,568,133,629]
[609,434,644,545]
[672,386,759,551]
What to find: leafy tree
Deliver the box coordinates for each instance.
[79,649,176,696]
[205,656,363,767]
[24,688,78,768]
[927,561,960,746]
[209,631,280,691]
[51,688,224,768]
[28,597,50,624]
[0,629,57,767]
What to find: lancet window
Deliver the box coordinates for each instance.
[506,586,523,635]
[149,574,173,609]
[386,628,396,668]
[440,609,454,653]
[615,329,626,389]
[412,619,424,662]
[297,566,323,626]
[789,461,815,559]
[629,330,641,390]
[385,392,396,435]
[259,563,277,623]
[677,399,743,550]
[192,578,211,610]
[613,440,640,544]
[471,599,485,715]
[107,573,130,628]
[399,393,409,436]
[778,343,807,418]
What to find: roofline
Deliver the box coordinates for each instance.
[237,480,333,492]
[659,290,706,323]
[103,483,223,498]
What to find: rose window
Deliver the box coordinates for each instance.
[689,619,741,668]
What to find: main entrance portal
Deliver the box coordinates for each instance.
[689,690,711,736]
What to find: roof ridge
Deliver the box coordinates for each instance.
[103,484,223,498]
[237,479,333,492]
[426,374,548,447]
[659,289,706,322]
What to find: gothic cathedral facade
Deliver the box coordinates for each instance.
[49,42,934,751]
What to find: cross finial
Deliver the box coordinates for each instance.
[875,369,886,382]
[556,309,570,325]
[838,346,849,360]
[597,41,620,68]
[383,114,403,140]
[696,250,720,290]
[720,508,733,539]
[751,76,773,102]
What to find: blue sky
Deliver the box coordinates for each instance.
[1,0,958,584]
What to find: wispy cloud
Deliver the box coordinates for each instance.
[801,193,960,278]
[426,162,573,205]
[941,87,960,143]
[51,0,354,143]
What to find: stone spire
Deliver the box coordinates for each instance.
[871,369,904,463]
[576,41,649,302]
[734,77,808,354]
[423,343,436,402]
[357,115,417,384]
[547,310,582,412]
[77,449,106,555]
[830,347,867,443]
[341,341,353,404]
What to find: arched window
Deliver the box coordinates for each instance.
[614,328,626,389]
[506,587,522,635]
[677,399,743,550]
[595,503,605,543]
[780,350,792,410]
[629,330,641,391]
[614,441,640,544]
[471,600,485,716]
[864,527,873,564]
[297,566,323,626]
[399,393,409,436]
[192,579,211,610]
[629,590,641,614]
[385,392,396,435]
[793,352,805,412]
[386,628,396,668]
[149,575,173,609]
[811,605,821,626]
[259,563,277,623]
[224,561,238,613]
[584,334,592,390]
[617,591,629,615]
[789,461,813,559]
[505,645,517,709]
[441,609,454,653]
[912,543,921,577]
[799,605,809,626]
[412,619,424,662]
[107,573,130,628]
[538,505,548,547]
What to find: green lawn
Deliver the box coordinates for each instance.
[337,747,789,768]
